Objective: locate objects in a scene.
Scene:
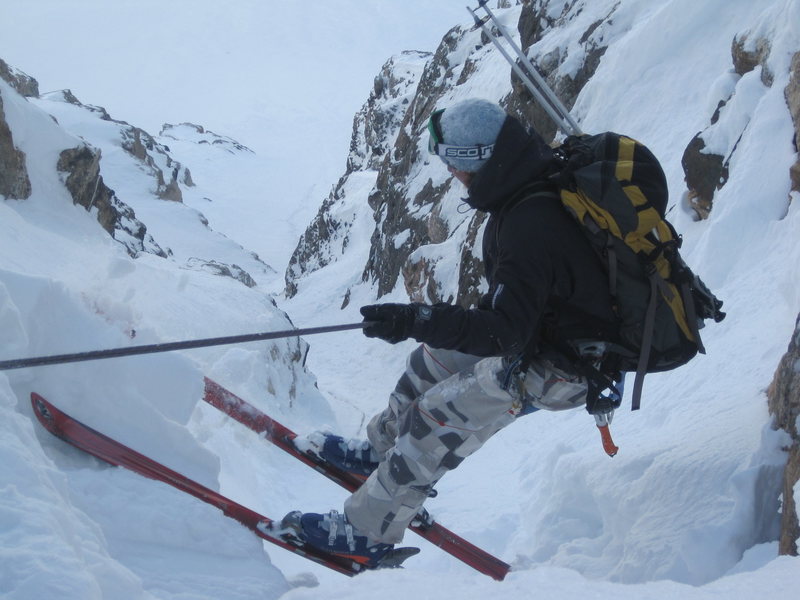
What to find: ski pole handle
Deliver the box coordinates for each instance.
[0,322,369,370]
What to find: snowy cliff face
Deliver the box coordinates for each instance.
[285,50,432,300]
[0,94,31,200]
[0,77,163,257]
[683,33,800,219]
[286,20,501,306]
[0,66,271,285]
[504,0,616,143]
[32,88,192,257]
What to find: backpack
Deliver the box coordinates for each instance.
[550,132,726,411]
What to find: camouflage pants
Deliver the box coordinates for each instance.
[344,344,588,544]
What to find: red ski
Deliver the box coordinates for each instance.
[30,392,417,576]
[203,377,511,581]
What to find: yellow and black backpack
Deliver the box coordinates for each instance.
[551,132,725,411]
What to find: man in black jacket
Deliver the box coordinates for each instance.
[289,99,616,568]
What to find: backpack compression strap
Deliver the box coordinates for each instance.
[630,274,659,411]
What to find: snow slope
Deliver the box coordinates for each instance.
[1,1,799,599]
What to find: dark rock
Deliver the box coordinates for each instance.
[681,134,728,220]
[160,122,254,155]
[505,2,610,142]
[185,258,257,288]
[360,29,469,298]
[0,58,39,97]
[0,94,32,199]
[120,126,185,202]
[786,52,800,194]
[456,211,489,307]
[767,314,800,556]
[732,34,774,86]
[286,50,433,299]
[680,28,783,220]
[57,144,166,257]
[402,254,442,303]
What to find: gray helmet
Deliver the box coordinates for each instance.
[427,98,507,173]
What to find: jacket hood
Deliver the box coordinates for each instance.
[465,117,555,213]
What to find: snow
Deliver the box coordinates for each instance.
[1,1,800,599]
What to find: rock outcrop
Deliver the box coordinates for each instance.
[41,89,194,203]
[285,50,434,299]
[1,63,163,257]
[0,92,31,200]
[359,33,469,300]
[0,61,32,200]
[160,122,253,156]
[0,58,38,97]
[506,0,615,142]
[185,258,257,288]
[786,52,800,194]
[56,143,166,257]
[39,90,262,282]
[681,133,728,221]
[767,314,800,556]
[681,26,788,219]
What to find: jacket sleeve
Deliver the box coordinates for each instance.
[410,206,554,356]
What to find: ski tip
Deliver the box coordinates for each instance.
[377,546,421,569]
[31,392,56,427]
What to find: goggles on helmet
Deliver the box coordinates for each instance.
[427,109,495,162]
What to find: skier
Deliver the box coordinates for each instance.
[287,98,618,568]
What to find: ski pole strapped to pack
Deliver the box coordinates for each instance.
[551,132,726,410]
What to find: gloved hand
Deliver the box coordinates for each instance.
[360,303,418,344]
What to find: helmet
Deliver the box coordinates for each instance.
[427,98,507,173]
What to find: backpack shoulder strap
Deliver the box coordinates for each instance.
[499,183,559,218]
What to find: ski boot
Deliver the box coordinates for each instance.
[296,433,380,480]
[278,510,419,570]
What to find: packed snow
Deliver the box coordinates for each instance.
[1,1,799,599]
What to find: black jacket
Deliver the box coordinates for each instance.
[412,117,617,362]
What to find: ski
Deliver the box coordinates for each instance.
[30,392,417,576]
[202,377,512,581]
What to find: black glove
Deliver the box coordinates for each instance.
[360,303,419,344]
